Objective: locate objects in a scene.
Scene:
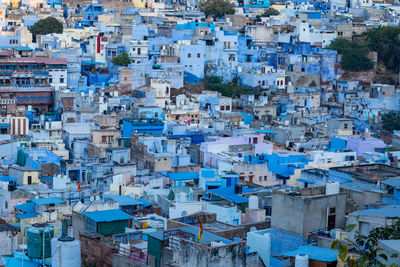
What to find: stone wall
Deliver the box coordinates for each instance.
[80,232,116,267]
[174,239,247,267]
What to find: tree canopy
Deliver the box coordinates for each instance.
[205,76,253,98]
[329,26,400,74]
[199,0,235,19]
[332,219,400,266]
[382,112,400,133]
[112,53,131,66]
[30,17,63,41]
[261,8,279,17]
[328,38,373,72]
[363,26,400,73]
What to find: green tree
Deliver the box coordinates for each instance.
[199,0,235,19]
[328,38,373,72]
[382,112,400,132]
[205,76,253,97]
[30,16,63,42]
[261,8,279,17]
[112,53,131,66]
[364,26,400,72]
[332,219,400,267]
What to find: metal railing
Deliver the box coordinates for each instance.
[117,245,148,266]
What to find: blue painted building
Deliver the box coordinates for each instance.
[137,107,165,120]
[83,3,104,22]
[180,44,206,84]
[122,118,164,137]
[244,152,308,184]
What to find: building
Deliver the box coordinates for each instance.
[271,186,347,236]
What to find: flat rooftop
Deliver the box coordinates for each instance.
[193,221,237,232]
[331,164,400,182]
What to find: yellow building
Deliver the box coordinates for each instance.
[133,0,146,8]
[9,0,20,8]
[9,166,40,185]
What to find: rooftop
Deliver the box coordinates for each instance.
[331,164,400,183]
[354,205,400,218]
[277,245,338,262]
[168,172,199,181]
[32,197,64,206]
[83,209,135,222]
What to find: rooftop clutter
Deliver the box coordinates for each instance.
[0,0,400,266]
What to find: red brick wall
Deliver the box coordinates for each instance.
[80,233,117,267]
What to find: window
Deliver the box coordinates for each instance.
[60,78,64,83]
[220,106,225,110]
[188,53,191,58]
[27,176,32,185]
[253,137,258,144]
[5,201,7,209]
[49,78,53,83]
[226,105,230,110]
[197,53,200,58]
[344,123,348,129]
[102,136,107,143]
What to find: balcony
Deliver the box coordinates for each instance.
[0,86,53,92]
[0,99,16,105]
[224,46,239,52]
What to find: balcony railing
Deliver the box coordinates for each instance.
[0,86,53,92]
[0,99,16,104]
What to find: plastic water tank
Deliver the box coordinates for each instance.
[249,195,259,209]
[295,254,309,267]
[326,182,340,195]
[51,236,81,267]
[27,223,54,259]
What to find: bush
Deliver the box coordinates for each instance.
[329,38,373,72]
[261,8,279,17]
[30,17,63,42]
[205,76,253,97]
[112,53,131,66]
[382,112,400,132]
[199,0,235,19]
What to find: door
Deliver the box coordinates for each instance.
[27,176,32,185]
[327,207,336,230]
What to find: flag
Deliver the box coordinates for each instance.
[78,183,81,190]
[197,218,203,242]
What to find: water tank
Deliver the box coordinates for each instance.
[8,181,16,192]
[234,184,243,194]
[326,182,340,195]
[51,237,81,267]
[27,223,54,259]
[249,195,259,209]
[295,254,309,267]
